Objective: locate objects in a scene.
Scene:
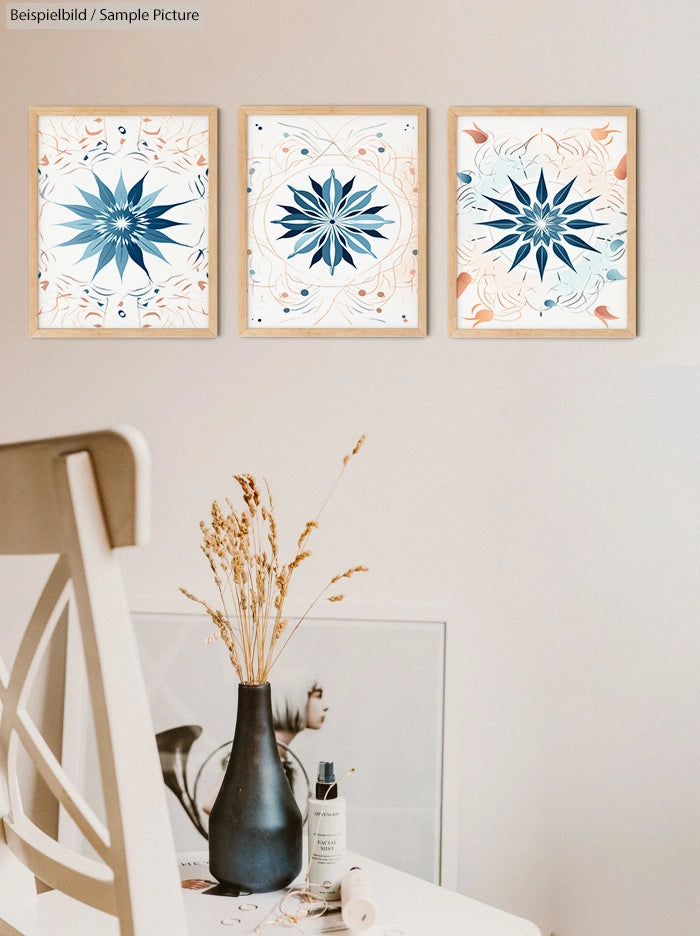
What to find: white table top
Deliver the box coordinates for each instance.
[178,851,541,936]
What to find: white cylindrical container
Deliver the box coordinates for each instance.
[307,761,347,900]
[341,867,376,931]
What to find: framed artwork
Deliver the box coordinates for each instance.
[239,106,426,336]
[30,106,217,337]
[448,107,636,337]
[131,611,449,883]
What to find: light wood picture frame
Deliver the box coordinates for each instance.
[448,106,636,337]
[239,106,426,336]
[30,106,217,337]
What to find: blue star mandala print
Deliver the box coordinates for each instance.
[479,170,606,279]
[57,171,189,281]
[272,169,394,276]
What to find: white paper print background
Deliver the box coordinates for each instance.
[455,114,629,330]
[37,114,209,329]
[246,114,420,329]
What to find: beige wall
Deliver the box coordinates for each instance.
[2,2,699,934]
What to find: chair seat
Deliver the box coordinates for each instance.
[0,891,119,936]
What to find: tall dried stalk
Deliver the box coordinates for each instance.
[180,436,368,684]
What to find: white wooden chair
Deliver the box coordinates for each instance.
[0,427,188,935]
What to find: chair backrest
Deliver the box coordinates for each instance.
[0,427,188,935]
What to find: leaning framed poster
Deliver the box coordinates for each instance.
[30,106,217,337]
[239,106,426,336]
[448,107,636,337]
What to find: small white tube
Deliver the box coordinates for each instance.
[341,867,376,931]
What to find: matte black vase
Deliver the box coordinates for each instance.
[208,682,302,893]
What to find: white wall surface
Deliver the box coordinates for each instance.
[1,2,699,934]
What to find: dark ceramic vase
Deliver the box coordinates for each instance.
[208,682,302,893]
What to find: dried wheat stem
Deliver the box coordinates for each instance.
[180,436,367,684]
[265,564,368,677]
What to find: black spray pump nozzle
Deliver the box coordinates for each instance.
[316,760,338,799]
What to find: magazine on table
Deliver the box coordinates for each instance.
[177,851,394,934]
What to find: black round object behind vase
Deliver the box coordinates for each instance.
[208,682,302,893]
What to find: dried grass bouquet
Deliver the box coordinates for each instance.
[180,436,368,685]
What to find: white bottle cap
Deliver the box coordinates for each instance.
[341,868,376,931]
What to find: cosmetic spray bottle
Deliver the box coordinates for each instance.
[307,761,347,900]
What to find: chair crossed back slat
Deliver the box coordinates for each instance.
[0,428,187,936]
